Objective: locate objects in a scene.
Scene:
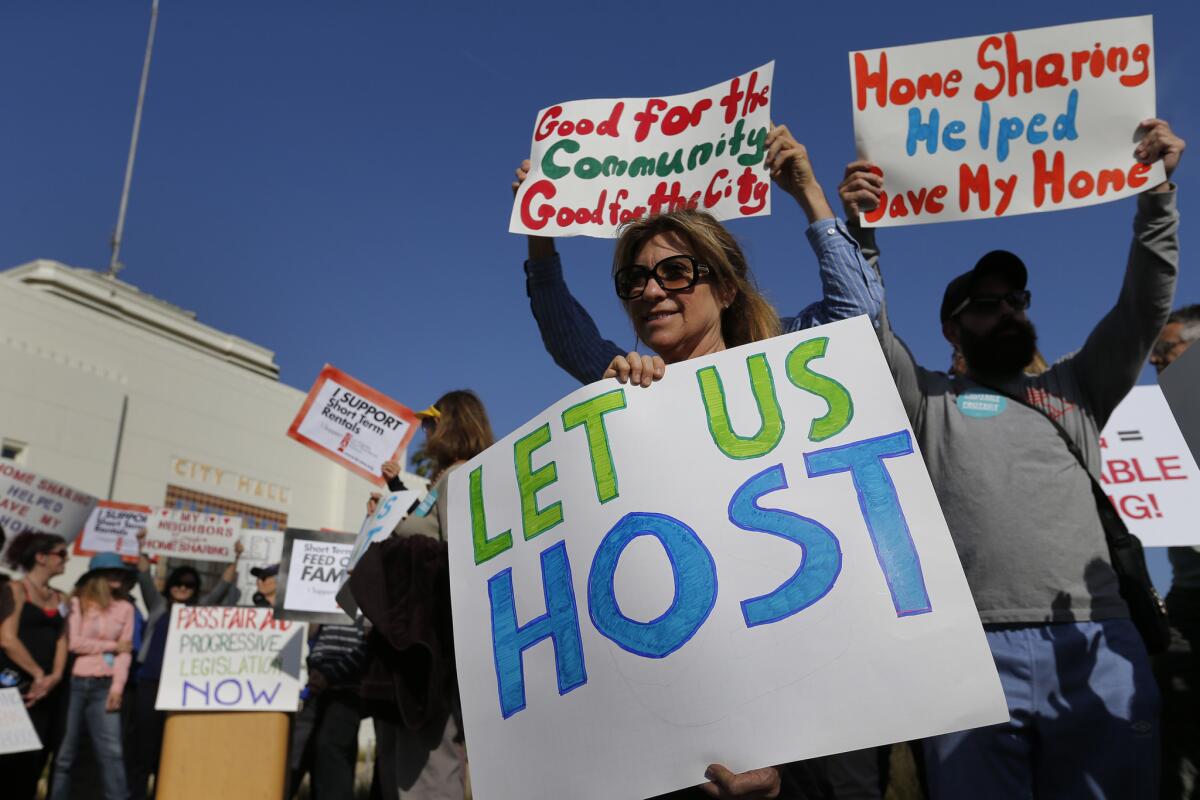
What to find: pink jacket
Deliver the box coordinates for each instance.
[68,597,135,694]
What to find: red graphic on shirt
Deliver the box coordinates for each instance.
[1024,387,1076,421]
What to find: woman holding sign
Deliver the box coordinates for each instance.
[354,390,495,800]
[0,531,70,800]
[515,128,881,798]
[515,124,881,388]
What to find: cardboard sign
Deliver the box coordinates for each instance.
[155,605,305,712]
[287,365,419,487]
[347,489,423,571]
[236,528,285,602]
[144,507,241,563]
[1100,385,1200,546]
[447,316,1006,800]
[276,529,357,624]
[849,16,1163,226]
[0,460,97,563]
[1160,342,1200,470]
[0,688,41,755]
[73,501,151,561]
[510,62,774,238]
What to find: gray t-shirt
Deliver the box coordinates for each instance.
[851,189,1179,624]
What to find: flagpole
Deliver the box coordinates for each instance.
[108,0,160,278]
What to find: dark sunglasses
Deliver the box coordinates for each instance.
[174,581,198,590]
[47,549,68,559]
[614,255,712,300]
[951,290,1031,318]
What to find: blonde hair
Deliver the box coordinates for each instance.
[75,574,113,612]
[423,390,495,471]
[612,208,781,348]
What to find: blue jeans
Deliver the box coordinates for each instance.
[925,619,1160,799]
[50,676,128,800]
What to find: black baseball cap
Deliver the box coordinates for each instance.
[940,250,1028,323]
[250,563,279,579]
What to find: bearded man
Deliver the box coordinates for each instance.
[836,118,1185,799]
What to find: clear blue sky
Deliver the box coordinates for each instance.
[2,1,1195,589]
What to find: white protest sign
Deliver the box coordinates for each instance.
[236,528,285,601]
[73,501,150,560]
[447,316,1006,800]
[0,688,41,755]
[0,460,97,563]
[276,529,357,624]
[849,16,1163,226]
[510,62,774,238]
[155,605,305,712]
[144,507,241,563]
[287,365,419,487]
[1100,385,1200,546]
[347,489,423,571]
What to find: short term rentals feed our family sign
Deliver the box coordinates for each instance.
[447,316,1007,800]
[849,16,1163,226]
[510,63,774,238]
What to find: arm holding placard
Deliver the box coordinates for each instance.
[203,540,244,606]
[1069,120,1184,426]
[136,530,167,616]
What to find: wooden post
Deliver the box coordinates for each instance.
[155,711,289,799]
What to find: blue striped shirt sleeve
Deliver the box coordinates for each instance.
[525,253,624,384]
[787,217,884,332]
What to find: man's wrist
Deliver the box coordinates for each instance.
[793,183,833,223]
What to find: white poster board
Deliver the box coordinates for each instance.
[0,460,97,563]
[144,507,241,563]
[510,62,774,238]
[74,501,150,559]
[154,605,305,712]
[0,688,41,755]
[276,529,357,624]
[347,489,423,571]
[1100,385,1200,546]
[447,316,1007,800]
[236,528,286,602]
[849,16,1163,226]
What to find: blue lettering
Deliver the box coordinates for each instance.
[488,540,586,718]
[1026,113,1048,145]
[943,119,966,151]
[246,680,281,706]
[181,680,209,707]
[728,464,841,627]
[213,678,243,706]
[997,116,1024,162]
[906,107,940,156]
[804,431,932,617]
[588,512,717,658]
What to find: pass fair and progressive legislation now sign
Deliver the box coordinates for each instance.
[288,365,419,487]
[510,63,774,238]
[447,316,1007,800]
[849,16,1163,226]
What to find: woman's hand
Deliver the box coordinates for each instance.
[367,492,382,517]
[603,352,666,387]
[381,460,401,482]
[136,529,151,572]
[106,689,123,712]
[765,125,832,222]
[23,671,51,706]
[234,540,244,560]
[837,160,885,222]
[514,159,557,260]
[699,764,781,799]
[115,640,133,654]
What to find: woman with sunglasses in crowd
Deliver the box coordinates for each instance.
[0,531,71,798]
[125,532,243,800]
[515,128,883,798]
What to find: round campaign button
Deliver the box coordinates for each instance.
[956,390,1008,419]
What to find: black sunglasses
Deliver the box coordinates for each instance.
[614,255,712,300]
[174,581,198,590]
[951,290,1031,318]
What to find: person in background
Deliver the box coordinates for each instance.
[836,118,1183,799]
[300,620,369,800]
[50,561,136,800]
[127,532,242,800]
[517,127,881,798]
[352,390,494,800]
[252,562,279,607]
[1150,303,1200,800]
[0,531,70,799]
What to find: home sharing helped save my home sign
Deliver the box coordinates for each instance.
[447,316,1007,800]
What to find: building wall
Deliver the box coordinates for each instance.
[0,261,418,586]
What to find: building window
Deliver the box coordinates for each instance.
[1,439,26,463]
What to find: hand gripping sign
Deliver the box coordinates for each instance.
[447,316,1007,800]
[510,62,774,238]
[287,365,419,486]
[849,16,1163,226]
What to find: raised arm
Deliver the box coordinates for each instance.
[1070,120,1184,426]
[515,160,624,383]
[839,160,931,421]
[135,530,166,616]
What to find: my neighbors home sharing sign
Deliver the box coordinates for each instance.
[447,316,1007,800]
[849,16,1163,226]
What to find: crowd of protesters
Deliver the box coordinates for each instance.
[0,113,1192,800]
